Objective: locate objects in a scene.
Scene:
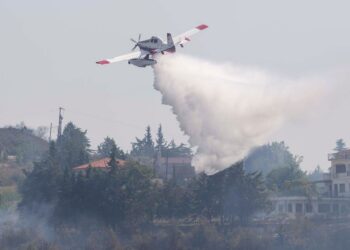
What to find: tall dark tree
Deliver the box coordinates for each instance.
[144,126,154,156]
[108,143,118,174]
[130,126,155,158]
[219,165,268,225]
[56,122,90,168]
[98,137,126,160]
[334,139,347,152]
[189,162,268,225]
[155,124,166,153]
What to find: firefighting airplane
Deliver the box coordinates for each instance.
[96,24,208,68]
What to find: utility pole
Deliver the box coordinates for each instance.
[57,107,64,141]
[49,122,52,142]
[166,149,169,180]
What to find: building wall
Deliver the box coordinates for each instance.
[329,150,350,197]
[269,150,350,218]
[271,197,349,217]
[154,155,195,183]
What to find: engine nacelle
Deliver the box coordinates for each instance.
[128,58,157,67]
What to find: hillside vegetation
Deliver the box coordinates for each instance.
[0,126,48,164]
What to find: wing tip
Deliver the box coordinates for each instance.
[96,60,110,65]
[196,24,208,30]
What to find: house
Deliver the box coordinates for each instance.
[270,149,350,218]
[270,196,349,218]
[73,157,126,171]
[328,149,350,197]
[154,150,195,183]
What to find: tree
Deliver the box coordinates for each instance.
[144,126,154,156]
[155,124,166,153]
[19,142,63,212]
[34,126,48,140]
[308,165,324,181]
[190,162,268,225]
[108,143,118,174]
[265,160,308,196]
[166,140,192,157]
[56,122,90,168]
[219,165,268,225]
[130,126,155,158]
[244,141,301,176]
[98,137,126,160]
[334,139,347,152]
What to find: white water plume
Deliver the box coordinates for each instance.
[153,54,324,174]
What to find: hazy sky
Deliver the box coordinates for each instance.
[1,0,349,172]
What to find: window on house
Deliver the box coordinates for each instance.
[295,203,303,213]
[288,203,293,213]
[318,204,331,213]
[341,205,348,214]
[334,184,338,197]
[278,204,283,212]
[305,203,313,213]
[333,204,339,213]
[336,164,346,173]
[340,183,346,193]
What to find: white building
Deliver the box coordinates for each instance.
[270,196,349,218]
[328,149,350,197]
[270,149,350,218]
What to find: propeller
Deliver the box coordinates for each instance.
[131,34,142,51]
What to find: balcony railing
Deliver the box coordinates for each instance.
[328,151,350,161]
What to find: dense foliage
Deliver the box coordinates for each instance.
[17,122,268,230]
[97,136,126,160]
[334,138,347,152]
[0,126,48,164]
[244,141,301,176]
[130,125,192,159]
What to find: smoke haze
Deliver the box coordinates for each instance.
[153,54,324,173]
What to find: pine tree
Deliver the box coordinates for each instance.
[108,143,118,174]
[56,122,90,168]
[98,137,126,159]
[143,126,154,157]
[156,124,166,153]
[334,139,347,152]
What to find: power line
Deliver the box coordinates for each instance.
[65,108,143,130]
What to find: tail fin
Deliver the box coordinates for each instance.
[166,33,176,53]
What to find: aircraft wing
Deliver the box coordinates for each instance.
[173,24,208,47]
[96,50,141,65]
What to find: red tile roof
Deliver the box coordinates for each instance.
[73,157,126,170]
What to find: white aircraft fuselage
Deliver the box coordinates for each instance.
[128,34,176,67]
